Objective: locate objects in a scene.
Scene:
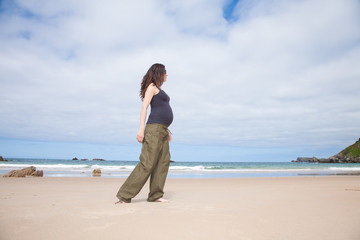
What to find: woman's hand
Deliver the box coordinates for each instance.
[136,129,144,143]
[168,131,172,142]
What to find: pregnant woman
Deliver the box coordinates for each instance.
[116,63,173,203]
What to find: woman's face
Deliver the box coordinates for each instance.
[163,71,168,82]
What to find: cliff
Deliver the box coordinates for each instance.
[293,139,360,163]
[327,139,360,163]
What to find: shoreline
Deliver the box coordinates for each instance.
[2,159,360,178]
[1,176,360,240]
[2,170,360,179]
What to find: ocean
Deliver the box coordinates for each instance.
[1,158,360,178]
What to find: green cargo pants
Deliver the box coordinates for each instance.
[116,123,171,203]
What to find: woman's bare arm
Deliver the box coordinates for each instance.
[136,84,158,143]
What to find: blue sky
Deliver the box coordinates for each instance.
[223,0,239,21]
[1,0,360,162]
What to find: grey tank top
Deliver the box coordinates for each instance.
[147,89,173,127]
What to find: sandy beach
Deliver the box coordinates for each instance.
[0,176,359,240]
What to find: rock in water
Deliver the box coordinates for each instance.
[93,169,101,177]
[93,158,105,161]
[0,156,8,161]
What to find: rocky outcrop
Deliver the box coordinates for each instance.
[30,170,44,177]
[92,169,101,177]
[21,166,36,175]
[328,154,360,163]
[72,157,79,160]
[3,166,43,177]
[3,170,26,177]
[327,139,360,163]
[293,139,360,163]
[0,156,8,161]
[292,157,327,163]
[93,158,105,161]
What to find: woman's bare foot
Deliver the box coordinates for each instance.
[154,198,169,203]
[115,200,128,204]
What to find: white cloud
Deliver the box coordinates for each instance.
[0,0,359,152]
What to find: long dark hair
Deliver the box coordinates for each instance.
[140,63,166,100]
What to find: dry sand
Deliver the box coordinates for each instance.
[0,176,359,240]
